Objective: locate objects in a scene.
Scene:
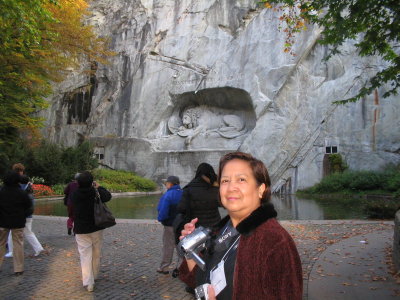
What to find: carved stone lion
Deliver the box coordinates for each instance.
[168,106,246,145]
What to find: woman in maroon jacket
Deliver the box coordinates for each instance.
[179,152,302,300]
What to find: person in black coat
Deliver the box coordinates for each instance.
[178,163,221,228]
[72,171,112,292]
[0,171,33,275]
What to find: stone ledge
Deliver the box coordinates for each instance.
[35,191,162,202]
[111,191,162,197]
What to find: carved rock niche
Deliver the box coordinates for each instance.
[159,87,256,151]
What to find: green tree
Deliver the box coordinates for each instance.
[61,141,99,180]
[0,0,112,144]
[260,0,400,103]
[0,138,99,185]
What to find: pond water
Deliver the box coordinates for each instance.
[34,194,368,220]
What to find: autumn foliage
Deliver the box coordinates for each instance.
[0,0,112,144]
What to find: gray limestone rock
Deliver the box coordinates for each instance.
[40,0,400,189]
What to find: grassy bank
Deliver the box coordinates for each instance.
[92,169,157,193]
[31,169,158,197]
[298,167,400,219]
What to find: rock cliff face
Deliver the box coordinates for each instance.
[42,0,400,189]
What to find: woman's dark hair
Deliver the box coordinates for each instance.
[12,163,25,173]
[218,152,272,203]
[77,171,94,188]
[3,171,21,186]
[195,162,217,184]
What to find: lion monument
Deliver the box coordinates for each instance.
[167,106,247,146]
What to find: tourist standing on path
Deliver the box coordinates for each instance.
[177,163,221,229]
[73,171,112,292]
[179,152,303,300]
[0,171,33,275]
[5,163,44,258]
[64,173,80,235]
[157,176,183,274]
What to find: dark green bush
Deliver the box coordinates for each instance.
[383,173,400,191]
[0,139,98,185]
[315,173,346,192]
[61,142,99,180]
[0,138,32,175]
[315,171,353,193]
[348,171,385,191]
[29,141,66,185]
[302,165,400,196]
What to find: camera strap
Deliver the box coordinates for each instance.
[208,221,240,297]
[221,235,240,262]
[213,221,240,254]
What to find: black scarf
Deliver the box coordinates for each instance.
[212,203,278,237]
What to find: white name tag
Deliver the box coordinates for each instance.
[210,260,227,296]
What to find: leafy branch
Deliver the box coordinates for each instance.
[259,0,400,103]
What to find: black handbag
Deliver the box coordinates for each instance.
[94,188,116,228]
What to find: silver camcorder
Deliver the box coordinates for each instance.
[177,226,211,271]
[195,283,210,300]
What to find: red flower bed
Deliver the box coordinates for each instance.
[32,184,55,198]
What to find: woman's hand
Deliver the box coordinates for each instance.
[207,284,217,300]
[179,218,198,272]
[179,218,198,240]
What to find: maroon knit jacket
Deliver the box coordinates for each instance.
[179,205,303,300]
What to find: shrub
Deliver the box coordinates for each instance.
[92,169,157,192]
[363,199,400,219]
[29,142,65,185]
[0,138,31,175]
[0,139,98,186]
[328,153,348,173]
[315,171,353,193]
[51,184,65,195]
[348,171,385,191]
[302,165,400,195]
[383,173,400,192]
[132,175,158,191]
[61,142,98,180]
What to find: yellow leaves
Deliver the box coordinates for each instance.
[295,20,305,29]
[264,2,272,9]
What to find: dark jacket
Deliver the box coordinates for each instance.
[179,204,303,300]
[157,184,183,226]
[0,185,33,229]
[72,186,112,234]
[177,177,221,228]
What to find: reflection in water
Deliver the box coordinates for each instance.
[34,194,368,220]
[35,195,161,220]
[272,195,324,220]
